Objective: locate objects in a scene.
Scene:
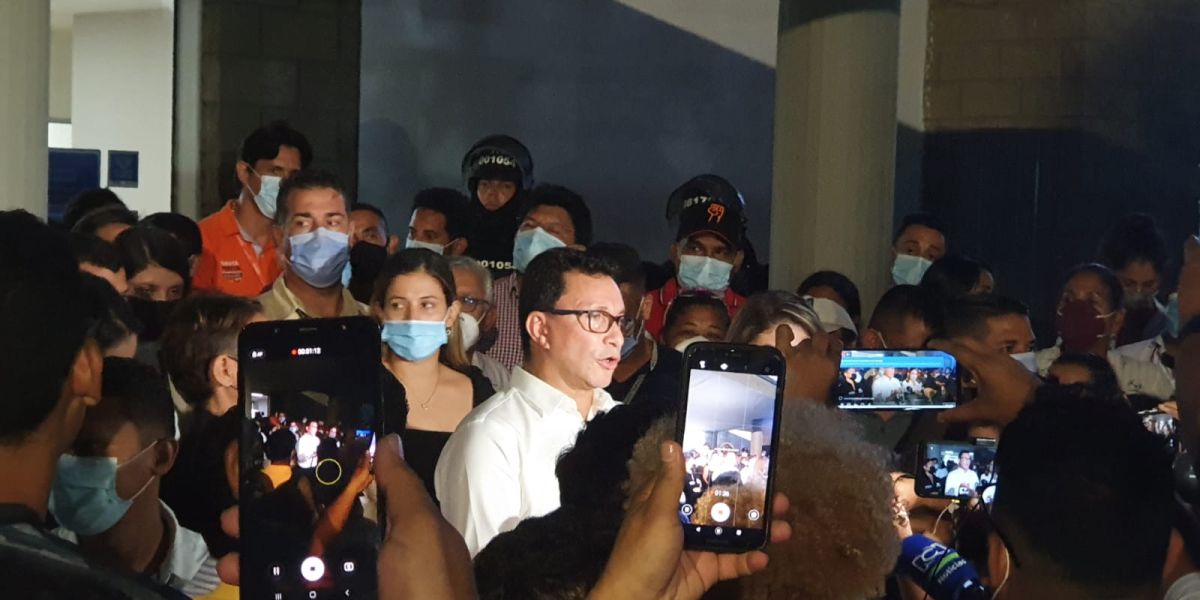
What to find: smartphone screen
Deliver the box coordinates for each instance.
[239,317,383,600]
[676,343,784,552]
[836,350,959,411]
[1140,409,1180,454]
[916,441,998,504]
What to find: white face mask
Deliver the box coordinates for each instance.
[247,170,281,219]
[1010,351,1038,374]
[458,312,481,350]
[673,335,711,354]
[891,253,933,286]
[406,238,447,255]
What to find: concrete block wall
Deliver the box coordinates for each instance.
[198,0,360,217]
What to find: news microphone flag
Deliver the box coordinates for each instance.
[897,535,988,600]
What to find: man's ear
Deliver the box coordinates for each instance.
[235,161,253,191]
[386,235,402,256]
[639,294,653,321]
[985,531,1010,593]
[669,242,681,267]
[224,440,240,500]
[447,238,468,257]
[733,250,745,273]
[860,329,885,350]
[69,340,104,408]
[211,354,238,389]
[152,438,179,476]
[526,312,551,351]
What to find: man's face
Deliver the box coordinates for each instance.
[959,453,973,470]
[239,145,303,197]
[1117,259,1160,300]
[307,421,319,435]
[80,263,129,296]
[535,272,625,390]
[281,187,350,259]
[71,415,160,508]
[893,224,946,262]
[984,313,1036,354]
[409,208,452,246]
[519,205,576,246]
[476,179,518,211]
[350,208,387,247]
[845,368,857,379]
[661,305,728,349]
[884,367,896,378]
[674,233,739,267]
[452,265,496,334]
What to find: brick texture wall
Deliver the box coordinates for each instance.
[925,0,1200,151]
[199,0,360,217]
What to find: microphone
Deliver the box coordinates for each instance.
[896,535,989,600]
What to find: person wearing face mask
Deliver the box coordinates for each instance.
[256,169,368,321]
[1034,263,1174,400]
[645,175,749,339]
[374,249,495,498]
[405,187,472,257]
[343,202,398,304]
[1101,215,1180,378]
[941,294,1039,373]
[659,293,733,353]
[461,135,535,275]
[484,184,593,370]
[588,243,684,410]
[448,256,511,391]
[115,225,192,368]
[0,210,183,599]
[193,121,312,298]
[52,358,220,598]
[890,213,949,287]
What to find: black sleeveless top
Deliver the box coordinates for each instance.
[400,367,495,500]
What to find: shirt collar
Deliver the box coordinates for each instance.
[158,501,209,584]
[262,274,364,320]
[510,366,617,419]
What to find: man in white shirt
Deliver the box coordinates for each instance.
[435,248,624,555]
[871,367,904,404]
[944,451,980,497]
[295,420,321,469]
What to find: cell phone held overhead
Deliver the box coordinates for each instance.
[238,317,384,600]
[676,342,785,553]
[836,350,959,411]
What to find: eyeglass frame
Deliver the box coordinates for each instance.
[459,295,493,316]
[543,308,629,335]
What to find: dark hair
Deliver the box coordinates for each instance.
[238,120,313,170]
[867,284,944,341]
[72,207,138,237]
[1098,213,1169,275]
[920,255,990,300]
[942,294,1029,341]
[142,213,202,257]
[160,294,263,410]
[662,294,731,336]
[1048,352,1123,402]
[266,429,297,463]
[351,202,389,231]
[797,270,862,325]
[586,242,645,291]
[518,248,618,355]
[893,212,948,245]
[1063,263,1124,311]
[0,210,91,443]
[995,385,1172,592]
[412,188,472,241]
[62,188,127,230]
[114,225,191,292]
[98,357,176,444]
[371,249,470,370]
[80,273,142,352]
[519,184,593,247]
[69,232,123,272]
[275,169,351,226]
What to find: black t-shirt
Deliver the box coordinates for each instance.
[466,199,521,276]
[606,345,683,412]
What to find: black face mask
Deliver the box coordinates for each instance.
[347,242,388,304]
[126,297,180,342]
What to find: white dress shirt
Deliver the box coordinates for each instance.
[434,366,620,556]
[871,376,903,402]
[1168,573,1200,600]
[295,433,321,468]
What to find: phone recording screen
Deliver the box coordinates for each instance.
[1140,409,1180,454]
[836,350,958,411]
[918,442,998,503]
[240,322,382,600]
[679,365,778,548]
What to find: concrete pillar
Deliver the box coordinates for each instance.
[0,1,50,217]
[770,0,901,313]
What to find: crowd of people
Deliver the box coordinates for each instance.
[3,120,1200,600]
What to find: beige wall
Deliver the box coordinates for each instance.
[49,28,72,122]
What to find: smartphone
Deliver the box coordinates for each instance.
[1140,409,1180,454]
[915,440,998,504]
[836,350,959,411]
[239,317,384,600]
[676,342,785,552]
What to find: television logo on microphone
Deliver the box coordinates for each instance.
[912,542,950,575]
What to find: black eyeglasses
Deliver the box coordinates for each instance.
[544,309,628,334]
[460,295,492,314]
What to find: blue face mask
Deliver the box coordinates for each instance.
[49,444,157,536]
[381,320,449,362]
[891,253,933,286]
[513,227,566,273]
[677,255,732,292]
[248,170,281,219]
[289,228,350,289]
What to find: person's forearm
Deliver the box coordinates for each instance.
[309,483,361,556]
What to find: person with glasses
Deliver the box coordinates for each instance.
[435,247,624,556]
[448,255,511,391]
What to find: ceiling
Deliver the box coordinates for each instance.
[51,0,173,29]
[683,369,777,435]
